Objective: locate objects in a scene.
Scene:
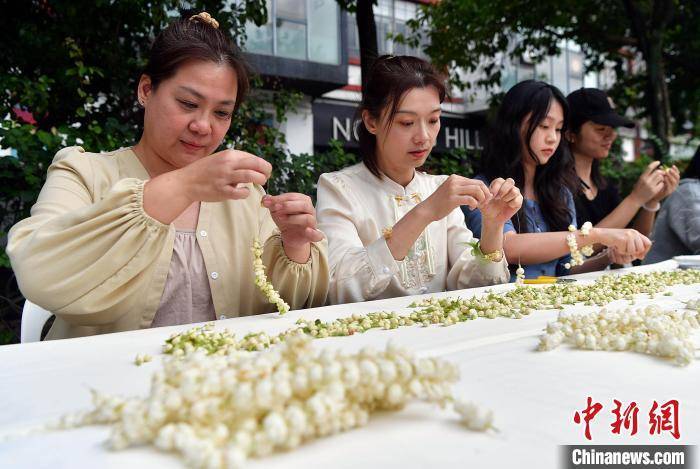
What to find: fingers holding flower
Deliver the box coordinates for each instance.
[651,165,680,203]
[480,178,523,224]
[263,193,324,262]
[421,175,492,221]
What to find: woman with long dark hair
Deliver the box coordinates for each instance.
[316,55,522,304]
[567,88,680,264]
[464,80,651,279]
[644,147,700,263]
[8,12,329,339]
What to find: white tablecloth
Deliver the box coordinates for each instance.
[1,260,698,468]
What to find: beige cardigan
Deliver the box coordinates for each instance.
[8,147,329,339]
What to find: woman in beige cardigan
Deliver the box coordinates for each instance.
[7,13,329,339]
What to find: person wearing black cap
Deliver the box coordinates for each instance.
[463,80,651,280]
[567,88,680,264]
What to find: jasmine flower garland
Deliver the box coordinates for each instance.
[162,270,700,358]
[252,238,290,316]
[565,222,593,269]
[52,335,493,468]
[538,304,700,366]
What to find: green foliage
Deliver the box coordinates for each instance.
[225,77,359,201]
[599,153,653,198]
[421,147,478,179]
[404,0,700,150]
[0,329,16,346]
[600,150,691,198]
[0,1,266,343]
[268,140,359,203]
[0,1,266,247]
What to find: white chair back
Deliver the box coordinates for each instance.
[20,300,54,343]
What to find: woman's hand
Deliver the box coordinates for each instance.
[263,193,324,263]
[594,228,651,260]
[480,178,523,224]
[420,175,491,222]
[649,165,680,204]
[143,149,272,225]
[606,246,635,265]
[630,161,665,205]
[180,149,272,202]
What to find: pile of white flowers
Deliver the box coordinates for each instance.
[252,239,290,315]
[538,304,700,366]
[58,334,493,468]
[163,269,700,357]
[685,298,700,312]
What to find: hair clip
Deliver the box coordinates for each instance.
[189,11,219,29]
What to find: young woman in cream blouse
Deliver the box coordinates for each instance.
[316,55,523,304]
[7,13,329,339]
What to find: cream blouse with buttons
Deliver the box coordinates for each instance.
[7,146,329,339]
[316,162,509,305]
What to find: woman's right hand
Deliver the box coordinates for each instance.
[420,175,491,222]
[630,161,665,205]
[595,228,651,260]
[606,246,636,265]
[180,149,272,202]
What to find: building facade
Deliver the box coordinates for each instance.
[242,0,485,158]
[242,0,638,161]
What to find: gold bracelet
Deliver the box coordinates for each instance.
[483,249,504,263]
[382,227,393,240]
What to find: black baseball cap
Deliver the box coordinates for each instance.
[567,88,635,129]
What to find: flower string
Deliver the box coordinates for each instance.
[164,269,700,358]
[514,209,525,284]
[538,304,699,366]
[53,336,492,468]
[252,238,290,315]
[565,221,593,269]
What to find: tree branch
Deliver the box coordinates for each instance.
[622,0,649,52]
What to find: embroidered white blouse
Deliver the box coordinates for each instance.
[316,163,510,305]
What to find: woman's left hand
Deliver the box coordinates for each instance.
[480,178,523,225]
[263,193,324,262]
[650,165,680,203]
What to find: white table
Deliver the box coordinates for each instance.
[1,260,698,468]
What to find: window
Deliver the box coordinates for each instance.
[568,51,584,92]
[534,56,552,82]
[517,60,535,82]
[244,0,273,55]
[505,40,596,95]
[308,0,340,63]
[583,71,599,88]
[551,51,568,93]
[347,0,426,60]
[244,0,340,64]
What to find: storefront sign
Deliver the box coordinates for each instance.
[313,102,485,152]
